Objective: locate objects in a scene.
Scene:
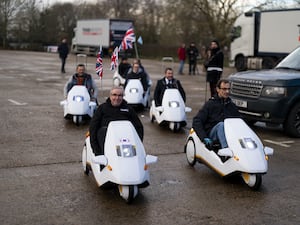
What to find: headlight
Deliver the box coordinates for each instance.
[130,88,138,93]
[169,101,179,108]
[261,87,286,97]
[73,95,84,102]
[116,145,136,157]
[239,138,257,149]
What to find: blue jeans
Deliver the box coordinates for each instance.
[178,60,184,74]
[209,122,228,148]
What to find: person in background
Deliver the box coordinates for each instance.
[177,43,186,75]
[89,86,143,156]
[187,42,199,75]
[125,62,148,92]
[192,79,240,149]
[64,64,98,102]
[153,67,186,106]
[118,57,131,78]
[58,38,69,73]
[204,40,224,97]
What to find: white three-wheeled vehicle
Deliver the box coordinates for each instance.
[149,89,192,132]
[60,85,97,126]
[184,118,274,190]
[82,121,158,203]
[124,79,151,109]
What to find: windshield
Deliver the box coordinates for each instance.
[276,47,300,70]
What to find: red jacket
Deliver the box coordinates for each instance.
[177,47,186,60]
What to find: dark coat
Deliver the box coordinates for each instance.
[89,98,144,153]
[58,42,69,59]
[125,71,148,91]
[67,73,94,97]
[205,48,224,83]
[153,78,186,106]
[192,95,240,141]
[187,46,199,62]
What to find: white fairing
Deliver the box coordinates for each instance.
[83,120,157,188]
[186,118,273,177]
[112,71,125,87]
[224,118,268,173]
[124,79,150,107]
[149,89,191,129]
[60,85,96,120]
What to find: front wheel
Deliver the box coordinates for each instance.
[185,138,196,166]
[242,173,262,190]
[73,115,82,126]
[284,102,300,137]
[119,185,138,204]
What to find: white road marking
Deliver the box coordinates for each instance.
[8,99,27,106]
[264,139,294,148]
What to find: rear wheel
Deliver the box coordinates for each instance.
[284,102,300,137]
[235,55,246,71]
[185,138,196,166]
[242,173,262,190]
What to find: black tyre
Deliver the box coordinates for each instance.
[235,55,246,71]
[185,138,196,166]
[82,145,90,176]
[126,185,135,204]
[242,173,262,191]
[284,102,300,137]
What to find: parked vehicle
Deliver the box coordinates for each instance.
[229,46,300,137]
[185,118,274,190]
[82,121,157,203]
[230,8,300,71]
[71,19,133,56]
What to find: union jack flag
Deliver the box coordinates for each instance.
[95,47,103,78]
[119,27,135,51]
[110,46,119,71]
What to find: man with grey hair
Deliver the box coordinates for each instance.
[89,86,144,156]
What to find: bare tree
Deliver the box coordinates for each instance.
[0,0,24,48]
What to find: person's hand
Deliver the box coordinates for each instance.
[203,138,213,148]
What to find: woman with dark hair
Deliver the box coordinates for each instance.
[205,40,224,97]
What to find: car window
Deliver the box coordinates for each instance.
[276,47,300,70]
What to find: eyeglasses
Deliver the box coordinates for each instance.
[111,93,123,97]
[220,88,231,91]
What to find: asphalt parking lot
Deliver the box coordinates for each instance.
[0,50,299,225]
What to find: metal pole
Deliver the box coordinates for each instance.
[134,42,139,59]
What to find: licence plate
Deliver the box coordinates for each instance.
[232,98,247,108]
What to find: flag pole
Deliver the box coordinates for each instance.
[134,41,139,59]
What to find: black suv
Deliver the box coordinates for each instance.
[229,46,300,137]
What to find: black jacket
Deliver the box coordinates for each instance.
[153,78,186,106]
[58,42,69,59]
[89,98,144,153]
[205,48,224,82]
[125,71,148,92]
[192,95,240,141]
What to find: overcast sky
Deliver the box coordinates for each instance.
[42,0,297,9]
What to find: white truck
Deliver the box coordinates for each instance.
[230,8,300,71]
[71,19,134,56]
